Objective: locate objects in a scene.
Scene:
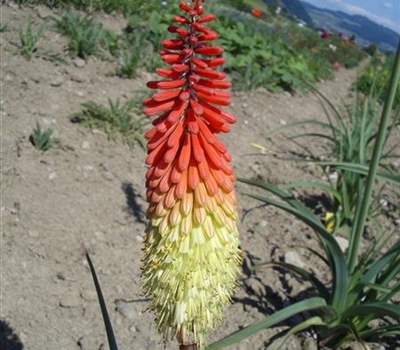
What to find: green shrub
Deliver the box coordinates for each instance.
[54,11,105,58]
[18,19,46,60]
[354,55,400,109]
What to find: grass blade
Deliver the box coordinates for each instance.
[316,161,400,185]
[85,250,119,350]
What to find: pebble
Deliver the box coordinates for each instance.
[135,235,143,243]
[37,6,57,20]
[129,325,139,333]
[302,336,318,350]
[56,272,66,280]
[59,297,80,308]
[19,331,28,343]
[284,250,305,268]
[280,119,287,125]
[82,165,94,172]
[259,220,268,228]
[81,141,90,150]
[74,90,85,97]
[73,58,86,68]
[328,172,338,181]
[101,171,114,180]
[48,172,57,180]
[50,76,64,87]
[28,230,39,238]
[93,231,105,240]
[116,303,136,319]
[80,290,97,302]
[42,117,56,126]
[335,236,349,252]
[244,277,266,297]
[70,73,90,83]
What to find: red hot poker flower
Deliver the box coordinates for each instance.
[252,8,262,18]
[141,0,242,349]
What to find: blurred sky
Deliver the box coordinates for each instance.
[301,0,400,34]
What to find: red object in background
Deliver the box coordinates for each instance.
[321,30,329,39]
[333,61,341,71]
[252,8,262,18]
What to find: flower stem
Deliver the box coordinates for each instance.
[180,344,198,350]
[347,40,400,272]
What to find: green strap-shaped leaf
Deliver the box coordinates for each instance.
[206,297,327,350]
[276,316,326,350]
[316,162,400,185]
[342,302,400,321]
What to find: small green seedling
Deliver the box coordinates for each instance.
[29,122,57,151]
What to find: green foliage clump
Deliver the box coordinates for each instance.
[18,19,46,60]
[14,0,176,16]
[0,23,9,32]
[354,55,400,109]
[29,122,58,151]
[53,11,105,58]
[71,98,148,148]
[212,14,314,92]
[276,88,400,231]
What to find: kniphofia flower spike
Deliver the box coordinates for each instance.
[141,0,242,348]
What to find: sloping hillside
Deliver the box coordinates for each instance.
[301,1,399,51]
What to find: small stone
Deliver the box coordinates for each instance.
[70,73,90,83]
[37,6,57,20]
[50,76,64,87]
[129,325,139,333]
[80,290,97,301]
[116,303,136,319]
[28,230,39,238]
[59,297,80,308]
[302,336,318,350]
[73,58,86,68]
[335,236,349,252]
[101,171,114,180]
[48,172,57,180]
[328,172,338,181]
[74,90,85,97]
[259,220,268,228]
[244,277,266,297]
[56,272,66,280]
[82,165,94,172]
[19,331,28,343]
[81,141,90,150]
[42,117,55,126]
[94,231,105,240]
[135,235,143,243]
[280,119,287,125]
[284,250,305,268]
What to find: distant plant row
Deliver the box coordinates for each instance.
[6,0,370,93]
